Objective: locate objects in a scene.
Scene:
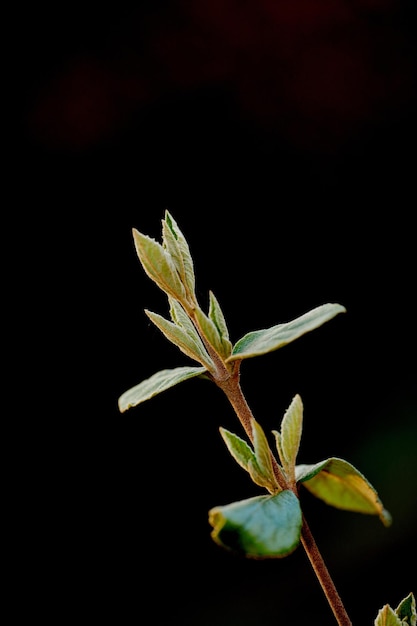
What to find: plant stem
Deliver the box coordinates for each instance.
[218,371,353,626]
[300,516,352,626]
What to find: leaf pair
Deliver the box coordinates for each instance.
[118,303,346,411]
[374,592,416,626]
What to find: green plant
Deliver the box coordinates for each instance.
[118,211,414,626]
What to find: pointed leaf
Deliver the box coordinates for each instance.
[219,427,255,473]
[219,426,280,493]
[194,306,230,360]
[375,605,403,626]
[162,211,196,305]
[297,457,392,526]
[227,303,346,361]
[168,298,212,362]
[208,291,232,357]
[132,229,186,302]
[209,490,302,559]
[252,418,280,493]
[146,309,214,370]
[118,366,206,412]
[395,593,416,626]
[280,394,303,475]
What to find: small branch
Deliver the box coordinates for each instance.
[300,515,352,626]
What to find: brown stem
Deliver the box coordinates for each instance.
[217,369,288,493]
[300,515,352,626]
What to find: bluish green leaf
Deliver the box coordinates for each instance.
[395,593,416,626]
[227,303,346,361]
[296,457,392,526]
[209,490,302,559]
[118,366,206,412]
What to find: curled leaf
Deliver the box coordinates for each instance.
[209,490,302,559]
[296,457,392,526]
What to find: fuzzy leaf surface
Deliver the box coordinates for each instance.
[278,394,303,476]
[208,291,232,357]
[219,426,279,493]
[374,605,403,626]
[118,366,206,412]
[162,211,196,303]
[396,593,416,626]
[251,418,279,493]
[227,303,346,361]
[296,457,392,526]
[209,490,302,559]
[220,428,255,469]
[145,309,214,370]
[132,229,185,301]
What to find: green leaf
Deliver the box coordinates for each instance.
[132,229,186,302]
[118,366,206,412]
[145,309,215,370]
[395,593,416,626]
[251,418,280,493]
[296,457,392,526]
[162,211,196,306]
[208,490,302,559]
[375,605,403,626]
[219,425,280,493]
[168,298,214,365]
[227,303,346,361]
[276,394,303,477]
[194,306,230,360]
[208,291,232,358]
[219,427,256,472]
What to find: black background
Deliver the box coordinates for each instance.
[18,2,416,624]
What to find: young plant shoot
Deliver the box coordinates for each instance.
[118,211,415,626]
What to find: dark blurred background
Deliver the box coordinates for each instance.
[18,2,416,624]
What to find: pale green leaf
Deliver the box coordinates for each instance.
[252,418,280,493]
[395,593,416,626]
[272,430,285,471]
[208,490,302,559]
[227,303,346,361]
[280,394,303,475]
[219,427,255,473]
[194,306,229,359]
[162,211,196,305]
[297,457,392,526]
[132,229,186,302]
[375,605,403,626]
[168,298,211,361]
[208,291,232,357]
[219,426,279,493]
[118,366,206,412]
[146,309,214,370]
